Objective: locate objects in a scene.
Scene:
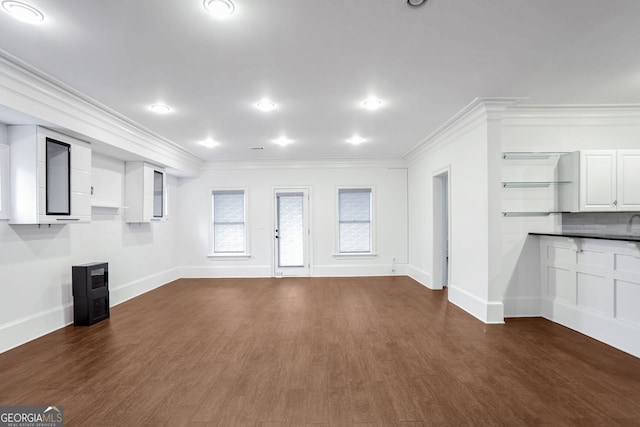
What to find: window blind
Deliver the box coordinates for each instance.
[212,190,245,253]
[338,188,372,253]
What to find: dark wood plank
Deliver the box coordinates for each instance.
[0,276,639,426]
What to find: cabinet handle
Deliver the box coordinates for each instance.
[614,200,617,206]
[56,218,80,221]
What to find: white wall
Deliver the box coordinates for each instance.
[177,163,408,278]
[500,106,640,317]
[0,125,9,219]
[407,103,506,323]
[0,150,181,353]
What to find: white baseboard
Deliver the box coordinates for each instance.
[448,285,504,324]
[542,298,640,359]
[407,265,436,289]
[313,263,407,277]
[0,303,73,354]
[180,265,272,278]
[110,267,181,306]
[503,296,542,318]
[181,264,407,279]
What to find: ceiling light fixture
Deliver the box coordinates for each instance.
[149,104,172,114]
[407,0,428,7]
[203,0,235,18]
[346,135,367,145]
[149,104,171,114]
[272,136,294,147]
[1,1,44,24]
[198,138,219,148]
[255,99,276,112]
[362,98,384,111]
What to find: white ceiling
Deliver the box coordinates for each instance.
[0,0,639,162]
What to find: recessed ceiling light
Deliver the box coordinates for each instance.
[1,1,44,24]
[203,0,235,18]
[407,0,428,7]
[272,136,294,147]
[362,98,384,111]
[198,138,219,148]
[255,99,276,112]
[346,135,367,145]
[149,104,172,114]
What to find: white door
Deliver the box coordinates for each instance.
[432,169,450,290]
[442,174,449,287]
[274,189,310,277]
[617,150,640,211]
[580,150,616,211]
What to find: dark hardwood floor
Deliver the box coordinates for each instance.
[1,276,639,426]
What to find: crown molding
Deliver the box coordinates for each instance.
[504,103,640,117]
[403,97,524,162]
[204,158,408,171]
[0,49,204,176]
[502,103,640,126]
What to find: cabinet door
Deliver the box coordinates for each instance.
[580,150,616,211]
[45,138,71,215]
[617,150,640,211]
[152,170,164,219]
[142,164,155,221]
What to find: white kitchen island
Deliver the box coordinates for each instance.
[531,233,640,358]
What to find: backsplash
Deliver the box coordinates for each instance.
[563,212,640,236]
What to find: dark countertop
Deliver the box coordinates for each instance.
[529,232,640,243]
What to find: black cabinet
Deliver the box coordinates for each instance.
[72,262,109,326]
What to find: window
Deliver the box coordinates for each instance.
[338,188,373,253]
[211,190,247,254]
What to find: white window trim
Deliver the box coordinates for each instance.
[334,185,376,256]
[207,253,251,260]
[0,144,9,220]
[332,253,378,259]
[208,187,250,257]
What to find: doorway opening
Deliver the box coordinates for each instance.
[432,168,450,289]
[273,188,310,277]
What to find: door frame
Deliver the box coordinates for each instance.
[432,166,451,290]
[272,187,312,277]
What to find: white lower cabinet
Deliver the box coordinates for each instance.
[538,236,640,358]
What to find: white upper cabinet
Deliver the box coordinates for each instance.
[617,150,640,211]
[9,126,91,224]
[580,150,617,211]
[559,150,640,212]
[124,161,166,223]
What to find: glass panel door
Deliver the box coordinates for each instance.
[274,189,310,277]
[153,170,164,218]
[46,138,71,215]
